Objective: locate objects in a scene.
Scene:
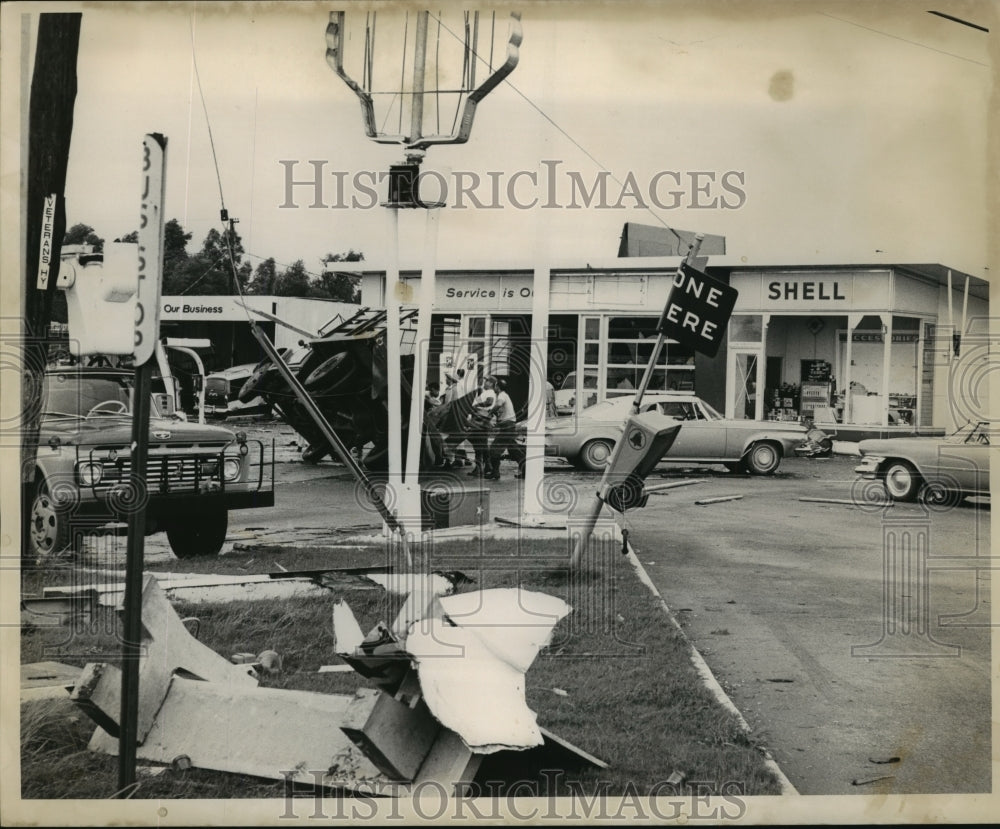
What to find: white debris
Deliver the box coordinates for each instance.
[332,600,366,655]
[406,589,571,753]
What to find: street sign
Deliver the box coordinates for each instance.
[656,262,738,358]
[135,133,167,365]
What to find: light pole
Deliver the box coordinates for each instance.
[326,10,522,533]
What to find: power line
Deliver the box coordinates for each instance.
[426,12,684,245]
[821,12,989,67]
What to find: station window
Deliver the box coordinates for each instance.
[605,316,695,395]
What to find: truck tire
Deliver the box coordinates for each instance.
[166,510,228,558]
[28,478,73,561]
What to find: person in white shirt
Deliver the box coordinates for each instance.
[486,378,517,480]
[466,376,497,476]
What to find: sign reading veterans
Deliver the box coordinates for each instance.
[656,263,738,357]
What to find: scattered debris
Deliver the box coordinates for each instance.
[798,497,888,507]
[868,756,902,765]
[171,755,192,772]
[852,775,895,786]
[45,573,323,607]
[231,653,256,666]
[666,770,686,786]
[20,662,83,701]
[21,591,98,627]
[332,600,366,654]
[695,495,744,506]
[644,479,705,494]
[406,589,570,753]
[552,688,569,697]
[73,574,606,794]
[766,678,794,683]
[257,650,283,675]
[71,577,258,740]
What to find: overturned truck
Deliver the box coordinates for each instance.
[239,308,476,470]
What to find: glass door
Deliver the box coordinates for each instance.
[729,349,761,420]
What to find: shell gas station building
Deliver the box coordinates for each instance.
[153,259,989,441]
[353,257,989,440]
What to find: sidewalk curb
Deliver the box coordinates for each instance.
[624,547,799,796]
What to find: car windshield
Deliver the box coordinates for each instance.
[699,399,723,420]
[42,373,165,418]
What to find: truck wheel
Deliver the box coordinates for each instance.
[29,479,72,560]
[744,441,781,475]
[166,511,228,558]
[577,439,614,472]
[882,460,920,502]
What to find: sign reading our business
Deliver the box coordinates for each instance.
[656,263,737,358]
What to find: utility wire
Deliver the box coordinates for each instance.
[821,12,988,67]
[427,12,683,245]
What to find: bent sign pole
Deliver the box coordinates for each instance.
[119,133,167,794]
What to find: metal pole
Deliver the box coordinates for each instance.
[522,262,550,517]
[119,133,167,793]
[247,322,408,552]
[409,11,428,145]
[118,360,152,792]
[630,235,704,414]
[570,235,704,567]
[404,206,440,490]
[384,207,404,500]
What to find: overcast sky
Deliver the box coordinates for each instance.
[32,1,995,279]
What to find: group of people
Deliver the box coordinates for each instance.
[424,371,523,480]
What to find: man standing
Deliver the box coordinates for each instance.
[486,378,517,481]
[466,376,497,477]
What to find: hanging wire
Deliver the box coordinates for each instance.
[427,11,685,246]
[189,17,226,214]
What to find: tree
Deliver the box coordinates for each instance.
[247,257,277,295]
[63,222,103,252]
[314,250,364,302]
[274,260,311,297]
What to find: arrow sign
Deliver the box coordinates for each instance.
[656,262,738,358]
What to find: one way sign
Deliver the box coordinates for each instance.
[656,263,738,358]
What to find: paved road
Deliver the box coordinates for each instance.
[136,422,992,795]
[625,455,991,796]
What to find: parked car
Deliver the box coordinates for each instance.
[552,371,599,416]
[203,363,271,419]
[539,392,814,473]
[854,421,990,503]
[28,367,274,561]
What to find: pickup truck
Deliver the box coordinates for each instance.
[28,366,274,561]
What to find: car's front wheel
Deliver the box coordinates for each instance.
[166,510,228,558]
[744,441,782,475]
[882,460,921,502]
[577,439,615,472]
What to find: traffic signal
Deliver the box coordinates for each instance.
[58,243,139,357]
[597,412,681,512]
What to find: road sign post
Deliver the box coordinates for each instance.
[119,133,166,795]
